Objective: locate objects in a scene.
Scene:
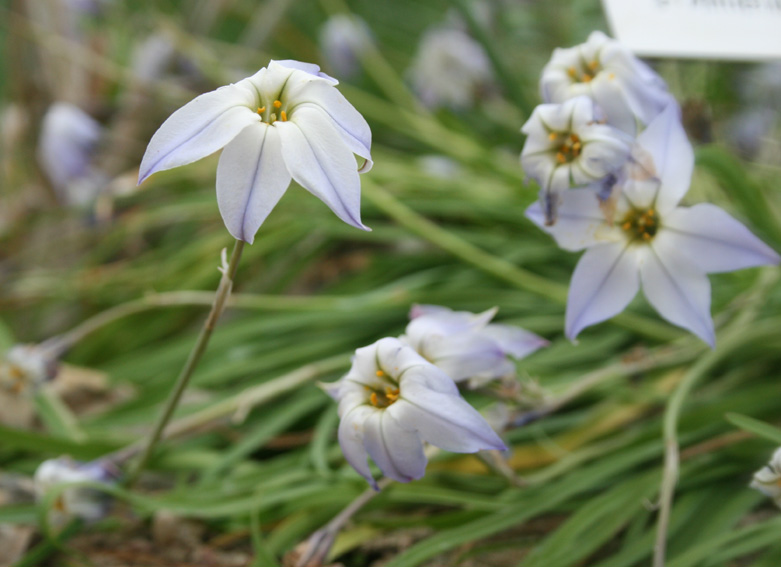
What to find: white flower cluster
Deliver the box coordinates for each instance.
[522,33,779,346]
[323,305,546,488]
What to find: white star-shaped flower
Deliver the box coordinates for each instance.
[138,60,372,243]
[34,457,117,523]
[540,31,674,135]
[323,337,506,488]
[521,96,632,224]
[526,104,780,346]
[750,447,781,507]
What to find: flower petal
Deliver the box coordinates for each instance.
[286,80,373,172]
[526,189,621,251]
[425,333,507,382]
[482,324,548,359]
[216,123,292,244]
[337,405,377,488]
[633,103,693,214]
[276,107,369,231]
[566,242,640,340]
[640,239,715,347]
[138,80,259,183]
[270,59,338,84]
[662,204,780,273]
[363,410,426,483]
[395,367,506,452]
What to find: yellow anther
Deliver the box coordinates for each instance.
[556,152,566,164]
[570,133,579,143]
[257,106,266,114]
[370,392,379,407]
[582,74,593,83]
[588,60,599,71]
[642,232,651,240]
[375,370,384,377]
[647,209,655,217]
[273,100,282,109]
[280,110,287,122]
[548,132,558,141]
[572,141,582,152]
[622,222,632,231]
[567,67,577,78]
[385,387,400,402]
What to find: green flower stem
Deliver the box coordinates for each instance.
[108,353,348,467]
[363,179,678,342]
[126,239,245,486]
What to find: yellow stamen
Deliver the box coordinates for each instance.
[370,392,379,407]
[273,100,282,109]
[257,106,266,114]
[622,222,632,230]
[582,74,593,83]
[588,60,599,70]
[556,152,566,164]
[572,141,582,152]
[548,132,558,141]
[567,67,577,78]
[385,387,400,402]
[280,110,287,122]
[375,370,384,377]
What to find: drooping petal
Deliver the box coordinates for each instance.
[424,333,507,382]
[565,242,640,340]
[481,324,549,359]
[633,103,693,214]
[337,405,377,488]
[216,123,292,244]
[362,411,426,483]
[138,80,259,183]
[286,80,372,172]
[639,241,715,347]
[526,189,622,251]
[661,204,780,273]
[395,367,506,452]
[276,107,369,231]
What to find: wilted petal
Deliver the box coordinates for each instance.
[138,80,259,183]
[276,107,369,230]
[640,240,715,347]
[363,411,426,483]
[482,324,548,359]
[216,123,291,244]
[633,103,693,214]
[566,243,640,340]
[662,204,780,273]
[396,367,506,452]
[338,405,376,488]
[526,189,622,251]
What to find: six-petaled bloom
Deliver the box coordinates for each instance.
[750,447,781,508]
[138,59,373,244]
[520,96,632,224]
[526,104,780,347]
[540,31,674,135]
[401,305,548,387]
[323,337,506,489]
[34,457,118,525]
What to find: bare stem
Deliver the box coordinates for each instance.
[126,239,244,486]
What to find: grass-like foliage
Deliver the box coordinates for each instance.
[1,0,780,565]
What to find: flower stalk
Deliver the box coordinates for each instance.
[126,239,245,485]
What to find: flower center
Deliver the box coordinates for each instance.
[256,99,288,125]
[549,132,582,164]
[567,60,600,83]
[621,208,659,242]
[1,364,27,394]
[365,369,400,409]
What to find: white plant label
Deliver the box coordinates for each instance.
[602,0,781,60]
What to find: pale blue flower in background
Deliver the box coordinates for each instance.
[540,31,674,135]
[521,96,632,225]
[401,305,548,387]
[138,60,373,243]
[408,27,493,110]
[319,14,373,79]
[0,344,58,396]
[750,447,781,508]
[34,457,117,523]
[323,337,506,488]
[526,104,780,347]
[38,102,102,205]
